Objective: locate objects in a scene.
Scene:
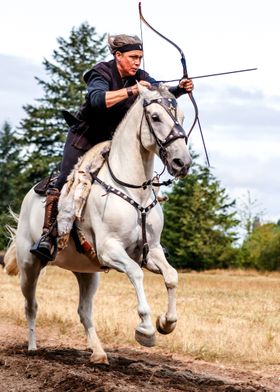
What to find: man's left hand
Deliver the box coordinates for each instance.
[179,78,194,93]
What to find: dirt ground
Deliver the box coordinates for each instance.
[0,324,279,392]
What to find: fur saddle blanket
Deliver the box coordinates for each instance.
[57,141,111,251]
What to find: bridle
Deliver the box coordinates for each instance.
[143,97,187,165]
[101,95,188,190]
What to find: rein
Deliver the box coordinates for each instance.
[103,150,173,189]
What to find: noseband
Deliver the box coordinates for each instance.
[143,97,187,163]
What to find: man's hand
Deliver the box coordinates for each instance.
[179,78,194,93]
[131,80,151,95]
[138,80,151,88]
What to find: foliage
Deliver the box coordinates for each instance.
[161,157,240,270]
[240,223,280,270]
[0,122,23,248]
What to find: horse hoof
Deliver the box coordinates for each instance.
[27,348,37,356]
[28,344,37,352]
[90,353,109,365]
[135,330,156,347]
[156,315,176,335]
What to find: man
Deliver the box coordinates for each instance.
[30,34,194,263]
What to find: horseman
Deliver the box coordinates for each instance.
[30,33,194,264]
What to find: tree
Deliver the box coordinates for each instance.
[241,223,280,270]
[18,22,108,187]
[0,122,23,248]
[161,158,239,270]
[238,191,264,239]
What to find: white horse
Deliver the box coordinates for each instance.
[4,83,192,364]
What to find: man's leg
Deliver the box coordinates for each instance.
[30,187,60,264]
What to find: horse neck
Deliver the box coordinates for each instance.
[108,100,154,186]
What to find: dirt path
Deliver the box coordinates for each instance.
[0,324,279,392]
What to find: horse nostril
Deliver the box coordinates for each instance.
[172,158,185,168]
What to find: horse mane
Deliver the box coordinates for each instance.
[143,83,175,100]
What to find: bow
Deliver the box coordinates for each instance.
[138,2,210,166]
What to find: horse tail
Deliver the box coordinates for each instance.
[3,209,19,276]
[3,239,19,276]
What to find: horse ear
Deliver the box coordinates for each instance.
[158,82,169,93]
[137,81,150,98]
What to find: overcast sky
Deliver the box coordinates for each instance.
[0,0,279,230]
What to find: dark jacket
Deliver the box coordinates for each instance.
[71,59,185,150]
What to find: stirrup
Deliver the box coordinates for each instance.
[30,234,58,265]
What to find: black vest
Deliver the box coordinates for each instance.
[71,60,151,150]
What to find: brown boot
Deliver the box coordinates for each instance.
[30,188,60,264]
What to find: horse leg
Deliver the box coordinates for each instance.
[100,240,156,347]
[73,272,108,364]
[147,247,178,335]
[19,255,42,351]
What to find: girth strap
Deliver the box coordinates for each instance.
[90,172,158,267]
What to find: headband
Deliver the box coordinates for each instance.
[114,43,143,53]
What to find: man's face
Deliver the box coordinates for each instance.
[115,50,143,77]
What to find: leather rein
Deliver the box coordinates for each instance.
[91,97,187,267]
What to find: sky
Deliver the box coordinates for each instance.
[0,0,279,232]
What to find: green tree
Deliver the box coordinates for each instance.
[18,22,108,187]
[0,122,23,248]
[161,159,239,270]
[240,223,280,270]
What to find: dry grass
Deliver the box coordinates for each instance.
[0,266,280,367]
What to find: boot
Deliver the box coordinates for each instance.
[30,188,60,264]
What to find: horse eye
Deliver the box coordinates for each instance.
[151,113,160,122]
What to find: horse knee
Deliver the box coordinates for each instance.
[130,266,144,281]
[165,267,178,289]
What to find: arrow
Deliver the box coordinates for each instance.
[153,68,258,84]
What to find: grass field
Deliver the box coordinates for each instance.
[0,266,279,367]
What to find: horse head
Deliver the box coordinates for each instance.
[138,83,192,177]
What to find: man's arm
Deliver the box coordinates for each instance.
[87,75,135,109]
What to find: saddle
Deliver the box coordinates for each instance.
[34,172,59,196]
